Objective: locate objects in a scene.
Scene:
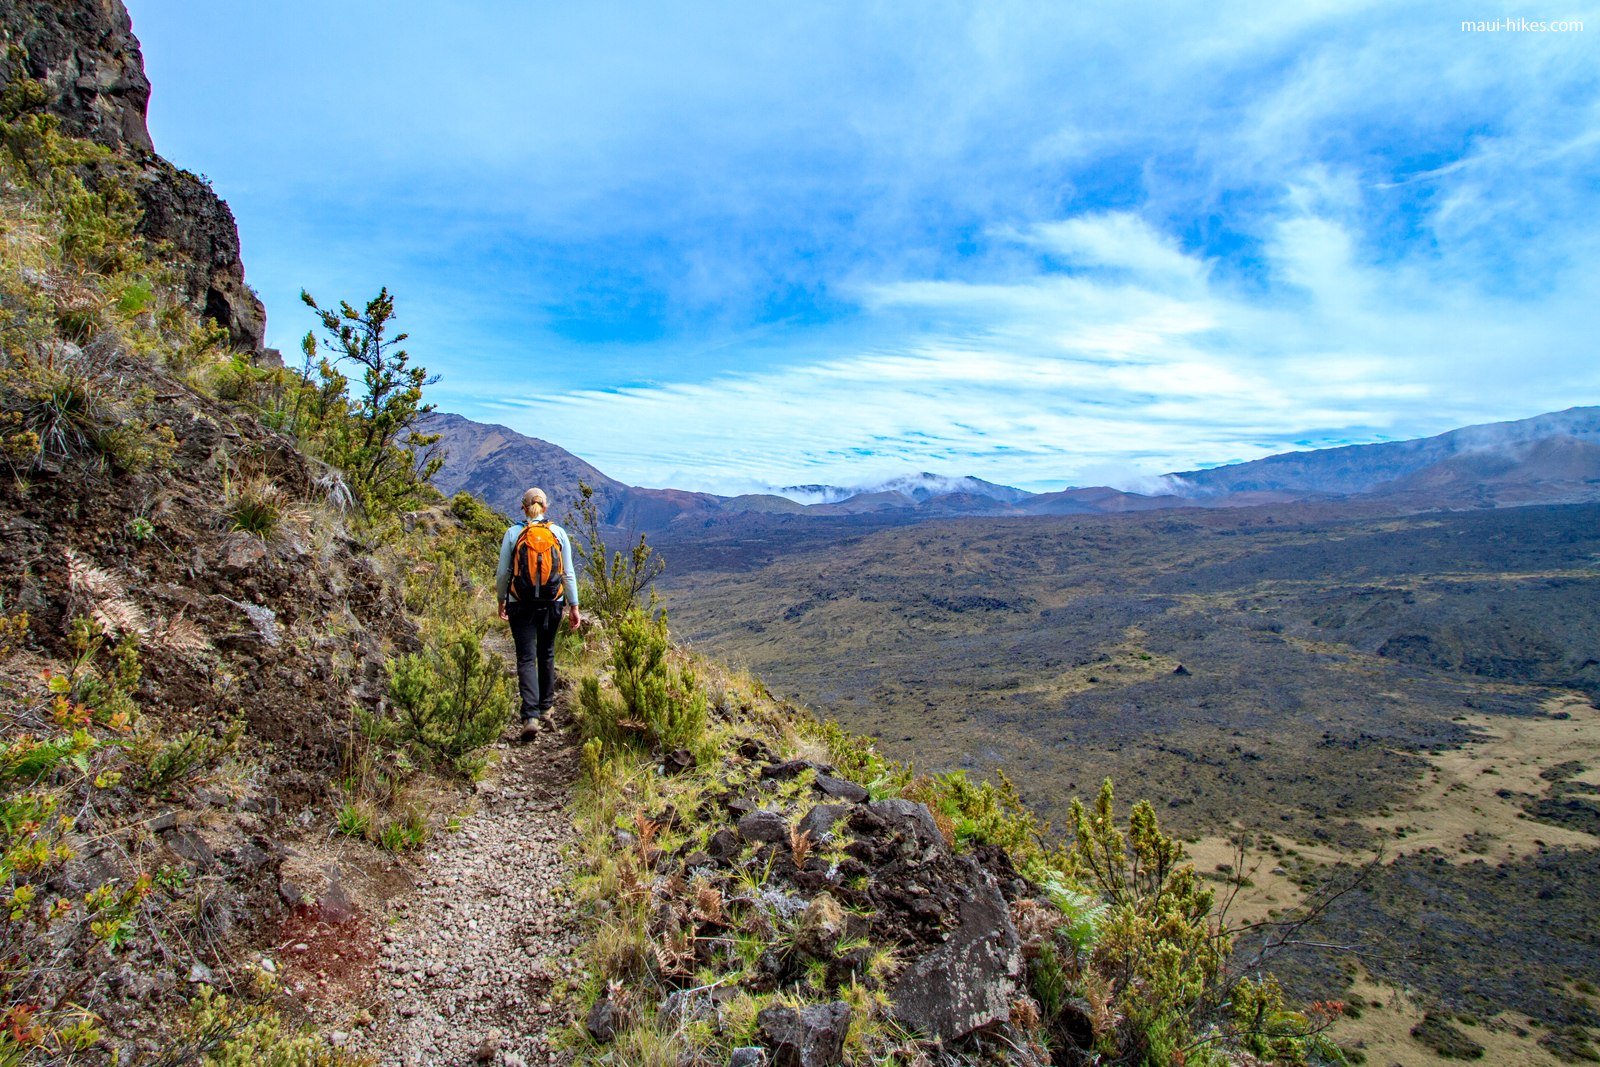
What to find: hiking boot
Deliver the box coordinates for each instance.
[519,718,540,742]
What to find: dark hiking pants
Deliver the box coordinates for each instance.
[507,599,561,719]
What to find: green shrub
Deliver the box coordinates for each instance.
[167,985,362,1067]
[144,722,244,788]
[567,479,664,621]
[909,769,1048,861]
[810,719,913,796]
[379,808,429,852]
[609,608,706,752]
[1032,779,1231,1066]
[386,626,514,767]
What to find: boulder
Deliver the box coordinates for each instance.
[757,1002,852,1067]
[889,887,1023,1040]
[760,759,834,782]
[865,799,946,850]
[706,828,741,860]
[796,804,853,842]
[585,998,617,1043]
[737,809,791,845]
[795,892,846,959]
[813,774,868,803]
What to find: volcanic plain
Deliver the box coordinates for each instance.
[651,501,1600,1049]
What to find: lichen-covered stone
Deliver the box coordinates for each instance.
[889,887,1023,1040]
[865,799,945,850]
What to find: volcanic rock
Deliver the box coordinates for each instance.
[813,773,868,803]
[737,809,791,844]
[757,1002,852,1067]
[889,887,1023,1040]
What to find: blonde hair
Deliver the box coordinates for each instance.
[521,487,548,516]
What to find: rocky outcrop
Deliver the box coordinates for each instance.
[0,0,267,352]
[0,0,152,152]
[686,764,1034,1046]
[131,159,265,351]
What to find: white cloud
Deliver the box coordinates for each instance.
[489,206,1600,492]
[129,0,1600,493]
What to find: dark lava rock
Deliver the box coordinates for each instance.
[761,759,835,782]
[797,804,854,842]
[0,0,153,152]
[163,829,215,870]
[865,799,946,850]
[706,828,741,860]
[728,1048,765,1067]
[737,737,777,761]
[0,0,267,352]
[757,1002,852,1067]
[663,748,697,774]
[889,887,1023,1040]
[813,773,869,803]
[1410,1013,1483,1059]
[1173,664,1191,675]
[738,809,791,844]
[826,946,873,989]
[586,998,617,1043]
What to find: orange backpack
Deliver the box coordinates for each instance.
[511,521,565,602]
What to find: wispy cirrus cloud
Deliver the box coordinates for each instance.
[504,207,1598,491]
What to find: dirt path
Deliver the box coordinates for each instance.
[352,718,585,1067]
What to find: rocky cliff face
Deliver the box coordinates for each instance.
[0,0,267,352]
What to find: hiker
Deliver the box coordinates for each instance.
[496,487,581,741]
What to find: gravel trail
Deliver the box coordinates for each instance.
[361,718,586,1067]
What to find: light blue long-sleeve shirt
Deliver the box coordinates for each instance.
[495,521,580,605]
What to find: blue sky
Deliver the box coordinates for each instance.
[128,0,1597,492]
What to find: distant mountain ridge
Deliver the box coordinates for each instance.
[425,406,1600,529]
[1169,406,1600,496]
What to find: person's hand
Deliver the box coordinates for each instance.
[567,605,582,630]
[497,600,508,622]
